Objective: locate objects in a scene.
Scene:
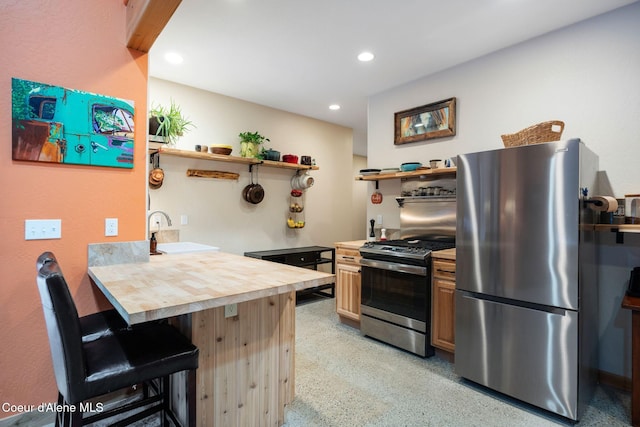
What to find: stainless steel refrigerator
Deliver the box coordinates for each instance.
[455,139,599,421]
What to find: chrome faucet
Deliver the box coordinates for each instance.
[148,210,172,234]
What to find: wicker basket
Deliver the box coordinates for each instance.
[501,120,565,147]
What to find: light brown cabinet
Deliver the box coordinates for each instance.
[335,242,364,326]
[432,257,456,353]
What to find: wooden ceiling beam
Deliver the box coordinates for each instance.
[126,0,181,53]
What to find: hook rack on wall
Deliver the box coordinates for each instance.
[150,151,160,169]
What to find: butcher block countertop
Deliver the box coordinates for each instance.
[88,250,335,325]
[335,240,367,250]
[432,248,456,260]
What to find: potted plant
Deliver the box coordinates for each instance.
[239,131,269,158]
[149,100,194,145]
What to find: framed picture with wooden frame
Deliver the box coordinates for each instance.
[394,97,456,145]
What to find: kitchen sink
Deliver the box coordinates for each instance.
[156,242,219,254]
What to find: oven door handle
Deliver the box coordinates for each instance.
[360,258,427,276]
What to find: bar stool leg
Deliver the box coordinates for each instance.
[162,375,170,427]
[71,407,82,427]
[187,369,196,427]
[55,393,63,427]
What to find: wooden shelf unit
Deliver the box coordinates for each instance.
[152,146,319,171]
[355,167,456,181]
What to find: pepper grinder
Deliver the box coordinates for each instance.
[368,219,376,242]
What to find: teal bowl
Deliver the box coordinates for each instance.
[400,162,422,172]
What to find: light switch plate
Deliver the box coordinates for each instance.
[25,219,61,240]
[105,218,118,236]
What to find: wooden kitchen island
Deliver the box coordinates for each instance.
[88,250,335,427]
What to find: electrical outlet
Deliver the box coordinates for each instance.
[180,214,188,225]
[25,219,62,240]
[105,218,118,236]
[224,303,238,318]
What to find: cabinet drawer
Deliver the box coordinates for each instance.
[285,253,318,266]
[336,247,360,257]
[336,253,361,265]
[433,259,456,280]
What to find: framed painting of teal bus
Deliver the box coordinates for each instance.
[12,78,135,168]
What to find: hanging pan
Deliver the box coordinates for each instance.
[371,181,383,204]
[243,165,264,204]
[149,153,164,189]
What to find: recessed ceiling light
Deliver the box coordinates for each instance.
[164,52,183,65]
[329,104,341,111]
[357,51,375,62]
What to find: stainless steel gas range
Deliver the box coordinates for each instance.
[359,176,456,357]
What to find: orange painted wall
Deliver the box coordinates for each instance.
[0,0,147,417]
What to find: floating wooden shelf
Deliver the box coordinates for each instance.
[594,224,640,244]
[355,167,456,181]
[152,147,319,171]
[594,224,640,233]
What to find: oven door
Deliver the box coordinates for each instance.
[360,258,429,324]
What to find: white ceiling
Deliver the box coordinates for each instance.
[149,0,637,157]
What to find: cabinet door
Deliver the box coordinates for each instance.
[336,262,361,321]
[432,277,456,352]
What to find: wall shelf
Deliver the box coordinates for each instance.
[594,224,640,244]
[151,146,319,171]
[355,167,456,181]
[594,224,640,233]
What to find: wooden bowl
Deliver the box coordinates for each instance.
[210,145,232,155]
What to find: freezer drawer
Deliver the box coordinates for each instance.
[455,291,579,420]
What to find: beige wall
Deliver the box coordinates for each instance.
[352,155,368,237]
[366,4,640,378]
[149,78,362,255]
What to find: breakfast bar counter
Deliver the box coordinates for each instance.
[88,250,335,427]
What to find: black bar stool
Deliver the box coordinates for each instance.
[36,252,198,427]
[37,252,130,343]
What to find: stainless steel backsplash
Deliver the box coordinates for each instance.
[397,176,456,240]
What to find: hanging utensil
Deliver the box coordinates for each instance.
[371,181,383,204]
[243,165,265,204]
[242,165,255,202]
[149,152,164,189]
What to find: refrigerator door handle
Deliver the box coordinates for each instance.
[458,290,568,316]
